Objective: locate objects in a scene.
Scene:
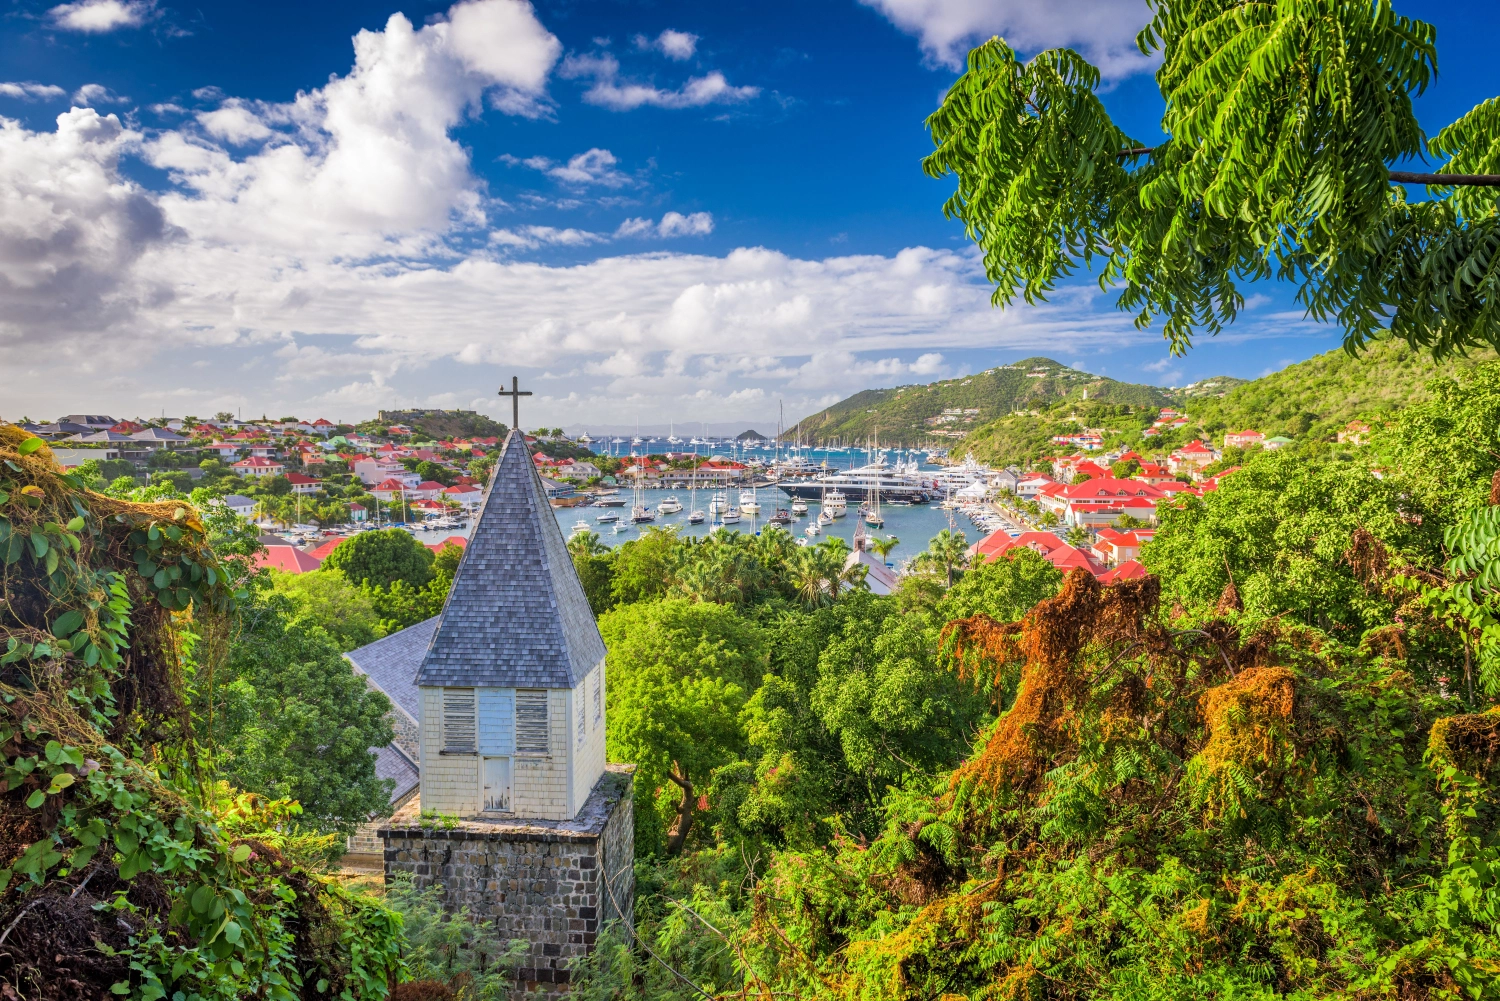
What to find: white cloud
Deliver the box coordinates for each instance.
[48,0,152,33]
[635,29,698,61]
[560,52,758,111]
[489,225,607,249]
[0,82,67,100]
[72,83,128,105]
[616,212,713,239]
[503,147,630,187]
[141,0,562,259]
[860,0,1155,78]
[0,108,171,344]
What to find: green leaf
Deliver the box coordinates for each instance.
[117,850,145,880]
[153,569,168,589]
[110,983,130,996]
[28,533,47,559]
[17,437,44,455]
[191,884,214,914]
[223,921,242,945]
[115,829,139,855]
[25,789,44,809]
[44,740,61,763]
[51,610,84,636]
[231,844,251,863]
[47,772,74,794]
[65,516,84,531]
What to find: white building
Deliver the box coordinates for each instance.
[414,431,607,820]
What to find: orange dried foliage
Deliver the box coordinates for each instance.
[1190,667,1298,819]
[940,570,1160,792]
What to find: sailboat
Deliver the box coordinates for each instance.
[667,421,682,446]
[687,456,706,524]
[630,461,655,523]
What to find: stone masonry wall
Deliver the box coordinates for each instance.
[382,765,634,998]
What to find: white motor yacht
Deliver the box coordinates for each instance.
[721,507,741,524]
[818,509,835,527]
[612,520,631,534]
[790,497,809,516]
[570,519,590,535]
[825,489,848,517]
[595,511,619,523]
[738,489,760,514]
[805,521,821,537]
[657,495,683,514]
[707,492,728,515]
[688,509,706,524]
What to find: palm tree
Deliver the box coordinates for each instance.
[870,535,900,560]
[913,529,969,587]
[567,530,609,559]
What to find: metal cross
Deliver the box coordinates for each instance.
[497,375,532,432]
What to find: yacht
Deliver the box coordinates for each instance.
[595,511,620,523]
[577,432,593,445]
[721,507,741,525]
[570,519,590,536]
[805,521,821,538]
[708,492,729,515]
[738,488,760,515]
[667,422,682,446]
[776,460,934,504]
[658,495,683,515]
[790,497,808,516]
[631,505,655,524]
[612,520,631,534]
[818,509,835,527]
[592,491,626,507]
[688,509,706,525]
[824,489,848,518]
[768,509,792,525]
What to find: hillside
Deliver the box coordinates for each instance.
[375,408,509,440]
[789,357,1172,446]
[1177,338,1497,437]
[958,339,1499,467]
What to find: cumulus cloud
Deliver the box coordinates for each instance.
[860,0,1155,78]
[0,82,67,100]
[142,0,562,258]
[634,29,698,60]
[617,211,713,239]
[72,83,128,105]
[0,108,171,344]
[489,225,607,249]
[503,147,631,187]
[560,52,758,110]
[48,0,153,33]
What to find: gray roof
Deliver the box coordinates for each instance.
[131,428,188,441]
[373,743,420,809]
[345,616,434,723]
[415,430,605,689]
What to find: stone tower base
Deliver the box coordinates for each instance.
[380,764,635,997]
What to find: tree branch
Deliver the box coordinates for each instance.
[1113,147,1500,186]
[1388,170,1500,187]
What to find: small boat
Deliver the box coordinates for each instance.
[862,508,885,528]
[805,521,821,537]
[688,510,706,524]
[888,499,914,507]
[790,497,808,516]
[612,521,631,534]
[570,519,590,535]
[795,537,809,547]
[631,505,656,524]
[658,495,683,514]
[818,509,835,527]
[593,493,626,507]
[595,512,619,523]
[721,507,741,524]
[825,489,847,517]
[768,509,791,525]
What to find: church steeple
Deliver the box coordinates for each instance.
[416,429,605,690]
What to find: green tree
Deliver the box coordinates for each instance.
[267,568,384,651]
[911,528,970,587]
[197,589,396,833]
[869,535,900,559]
[923,4,1500,358]
[1111,458,1140,479]
[939,546,1063,622]
[1143,444,1439,633]
[598,599,766,855]
[322,527,434,590]
[610,526,683,605]
[568,531,617,616]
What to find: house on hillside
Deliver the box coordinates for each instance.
[1224,429,1265,449]
[1337,420,1370,445]
[233,456,285,478]
[1168,440,1218,476]
[284,473,321,495]
[969,530,1102,576]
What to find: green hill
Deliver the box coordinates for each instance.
[789,357,1172,446]
[955,339,1498,468]
[1172,339,1497,438]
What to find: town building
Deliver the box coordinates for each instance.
[1224,429,1265,449]
[347,430,633,996]
[284,473,322,495]
[232,456,286,477]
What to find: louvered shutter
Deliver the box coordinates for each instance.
[442,688,476,753]
[515,689,549,754]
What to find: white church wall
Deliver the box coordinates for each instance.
[571,662,607,818]
[419,686,480,815]
[512,688,572,820]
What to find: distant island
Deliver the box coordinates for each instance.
[736,429,768,441]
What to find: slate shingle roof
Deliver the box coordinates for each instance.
[415,430,605,689]
[344,616,434,723]
[373,743,420,809]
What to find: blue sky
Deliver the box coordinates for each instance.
[0,0,1494,428]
